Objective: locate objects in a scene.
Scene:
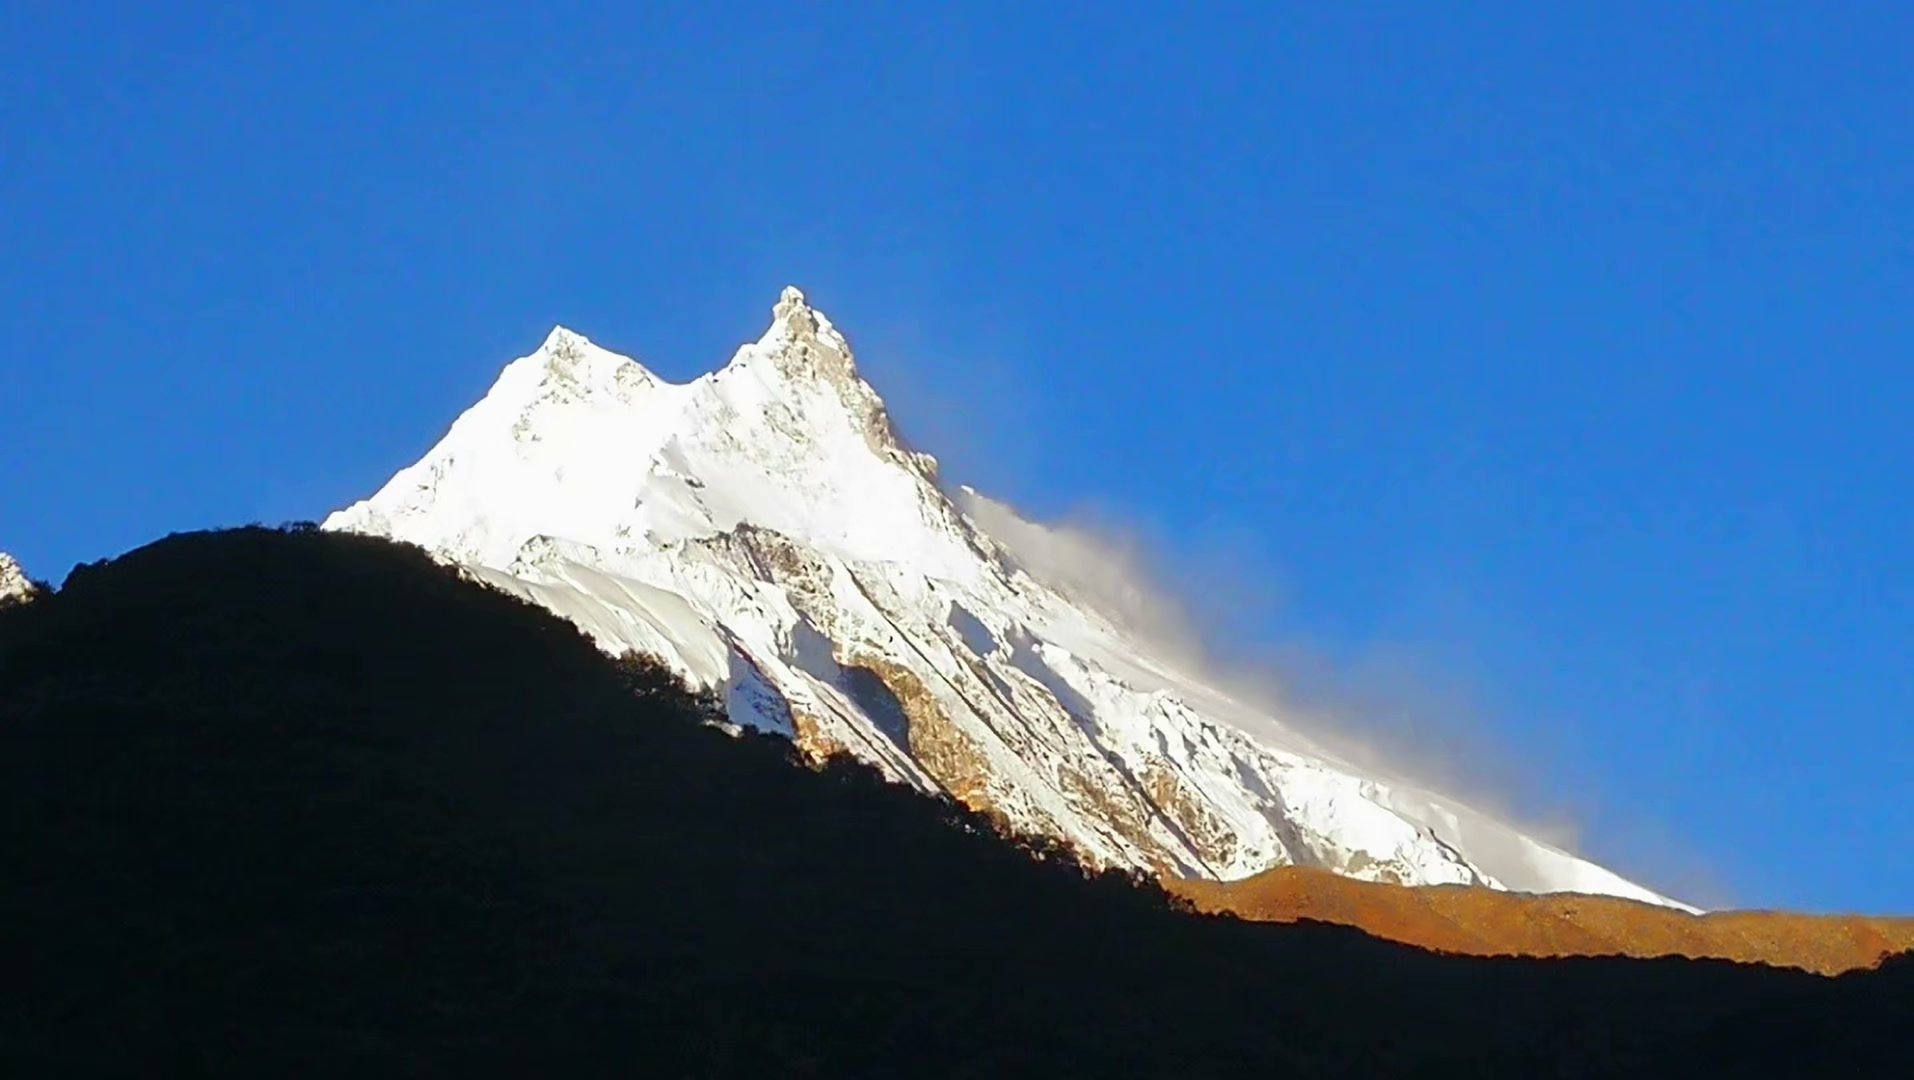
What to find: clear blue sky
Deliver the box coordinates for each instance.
[3,3,1908,912]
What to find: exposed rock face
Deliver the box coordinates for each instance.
[0,552,41,608]
[848,656,997,814]
[322,289,1686,906]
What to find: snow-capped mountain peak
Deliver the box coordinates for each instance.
[765,284,844,354]
[325,289,1688,909]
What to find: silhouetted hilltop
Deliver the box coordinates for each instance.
[0,528,1904,1076]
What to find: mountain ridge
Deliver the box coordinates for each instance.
[325,288,1685,907]
[8,526,1899,1073]
[1170,866,1914,975]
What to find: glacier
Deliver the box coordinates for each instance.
[324,287,1686,907]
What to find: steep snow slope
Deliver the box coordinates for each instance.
[326,288,1684,907]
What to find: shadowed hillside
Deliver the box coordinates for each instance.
[1171,866,1914,975]
[0,527,1905,1076]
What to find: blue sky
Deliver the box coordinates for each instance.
[3,3,1908,912]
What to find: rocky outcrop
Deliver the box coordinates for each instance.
[0,552,41,608]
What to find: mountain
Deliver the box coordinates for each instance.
[2,527,1903,1074]
[324,287,1679,906]
[0,553,40,608]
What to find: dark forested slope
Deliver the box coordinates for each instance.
[0,528,1903,1076]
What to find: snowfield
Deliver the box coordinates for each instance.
[325,288,1687,908]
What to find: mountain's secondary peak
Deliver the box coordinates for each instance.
[527,325,595,370]
[515,325,661,402]
[535,324,620,366]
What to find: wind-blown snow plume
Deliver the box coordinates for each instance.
[954,493,1548,816]
[953,490,1205,660]
[954,488,1712,900]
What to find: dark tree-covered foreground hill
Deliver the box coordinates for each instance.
[0,528,1904,1076]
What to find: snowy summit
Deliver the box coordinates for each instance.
[326,288,1685,907]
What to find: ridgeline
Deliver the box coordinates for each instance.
[0,528,1903,1075]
